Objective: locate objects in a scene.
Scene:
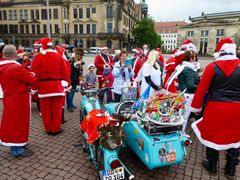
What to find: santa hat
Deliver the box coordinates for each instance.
[101,46,108,51]
[214,37,237,59]
[88,63,95,69]
[181,40,197,52]
[143,44,148,49]
[104,63,111,69]
[39,37,53,55]
[171,49,178,55]
[155,47,161,53]
[132,48,142,55]
[55,46,65,56]
[17,48,24,57]
[33,41,41,47]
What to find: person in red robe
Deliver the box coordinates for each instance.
[94,46,114,89]
[131,48,143,79]
[31,38,71,136]
[0,45,36,157]
[190,38,240,177]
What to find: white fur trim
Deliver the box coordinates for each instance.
[42,50,46,55]
[0,60,21,66]
[213,52,219,59]
[47,42,53,46]
[219,43,236,54]
[0,140,27,147]
[190,106,202,113]
[61,80,68,87]
[192,118,240,150]
[30,89,38,94]
[174,50,185,57]
[132,48,139,54]
[166,62,175,67]
[88,63,95,69]
[215,55,238,61]
[182,43,197,52]
[38,93,65,98]
[166,64,184,90]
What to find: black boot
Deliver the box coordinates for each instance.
[224,148,239,177]
[202,147,219,174]
[62,108,66,124]
[202,159,217,174]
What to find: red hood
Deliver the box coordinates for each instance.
[215,59,240,77]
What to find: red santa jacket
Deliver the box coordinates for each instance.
[191,58,240,150]
[133,56,143,79]
[0,59,36,145]
[102,71,114,88]
[94,53,114,77]
[31,50,71,98]
[163,56,177,93]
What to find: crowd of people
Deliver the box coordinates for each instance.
[0,37,239,177]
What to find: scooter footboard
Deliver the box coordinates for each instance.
[123,121,186,170]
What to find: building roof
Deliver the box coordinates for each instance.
[155,21,188,33]
[189,11,240,22]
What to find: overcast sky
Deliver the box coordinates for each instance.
[135,0,240,22]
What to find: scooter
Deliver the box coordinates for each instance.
[104,88,191,170]
[76,86,134,180]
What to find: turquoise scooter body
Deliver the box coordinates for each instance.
[104,102,190,170]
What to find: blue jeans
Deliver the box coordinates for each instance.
[10,146,25,157]
[66,91,75,109]
[100,88,111,103]
[114,93,121,103]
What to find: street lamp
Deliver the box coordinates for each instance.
[46,0,51,38]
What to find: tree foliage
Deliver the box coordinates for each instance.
[132,17,162,49]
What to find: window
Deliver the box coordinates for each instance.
[0,11,2,20]
[74,24,78,33]
[55,24,59,34]
[20,25,24,33]
[32,24,36,33]
[36,10,39,19]
[79,24,83,34]
[201,30,209,37]
[42,9,47,20]
[50,24,52,33]
[73,9,77,19]
[9,25,15,33]
[64,24,69,34]
[106,6,113,18]
[3,11,7,20]
[92,24,96,34]
[92,8,96,18]
[87,24,90,34]
[64,8,68,19]
[107,23,112,33]
[31,10,34,20]
[25,24,29,33]
[217,29,224,36]
[79,8,83,18]
[36,25,40,34]
[20,10,23,20]
[187,31,194,37]
[86,8,90,18]
[216,37,220,45]
[24,10,28,20]
[48,9,51,19]
[43,24,47,34]
[9,10,12,20]
[53,9,58,19]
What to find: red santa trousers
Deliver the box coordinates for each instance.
[40,96,64,133]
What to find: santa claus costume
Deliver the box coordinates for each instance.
[31,38,70,135]
[0,45,36,157]
[132,48,143,79]
[191,38,240,176]
[163,49,177,93]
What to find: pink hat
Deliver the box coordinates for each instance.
[214,37,236,59]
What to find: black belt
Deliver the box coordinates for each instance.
[219,52,234,57]
[40,78,62,81]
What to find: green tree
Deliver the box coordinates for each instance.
[132,17,162,49]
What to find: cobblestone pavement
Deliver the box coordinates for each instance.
[0,55,239,179]
[0,94,239,180]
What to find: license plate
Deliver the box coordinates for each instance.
[100,167,125,180]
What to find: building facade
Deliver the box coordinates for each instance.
[0,0,143,50]
[155,21,187,52]
[177,11,240,55]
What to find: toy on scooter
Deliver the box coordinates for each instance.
[104,88,191,170]
[76,83,134,180]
